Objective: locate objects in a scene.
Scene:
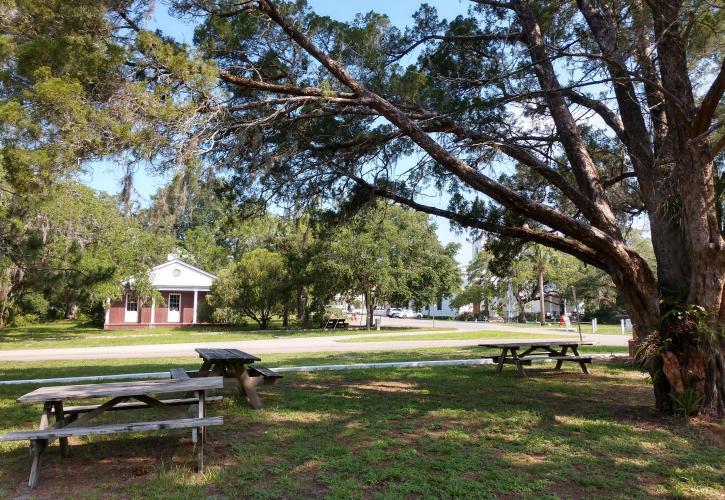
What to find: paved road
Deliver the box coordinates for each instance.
[0,320,628,361]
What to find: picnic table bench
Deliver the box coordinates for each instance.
[320,318,348,329]
[0,377,224,488]
[189,348,282,409]
[480,341,594,377]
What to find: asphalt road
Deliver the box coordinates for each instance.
[0,318,628,361]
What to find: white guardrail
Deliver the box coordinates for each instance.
[0,355,627,386]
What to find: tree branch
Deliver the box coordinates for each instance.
[256,0,621,258]
[350,176,608,270]
[693,58,725,136]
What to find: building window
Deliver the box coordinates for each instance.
[125,295,138,312]
[169,294,180,311]
[437,298,443,311]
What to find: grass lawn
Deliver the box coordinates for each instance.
[512,322,626,335]
[0,321,454,350]
[340,330,579,343]
[0,347,721,498]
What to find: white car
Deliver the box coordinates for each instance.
[387,308,403,318]
[392,309,422,319]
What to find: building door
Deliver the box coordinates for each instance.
[168,293,181,322]
[124,294,138,323]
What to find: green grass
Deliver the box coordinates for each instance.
[0,321,454,350]
[340,330,578,343]
[512,322,626,335]
[0,347,720,498]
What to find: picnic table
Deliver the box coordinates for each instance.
[191,348,282,409]
[480,341,595,376]
[0,377,224,488]
[320,318,348,329]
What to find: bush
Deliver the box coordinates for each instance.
[17,292,49,318]
[196,301,212,323]
[12,314,40,327]
[456,311,474,321]
[323,306,346,320]
[583,304,621,323]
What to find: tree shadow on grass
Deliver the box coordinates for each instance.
[0,321,102,344]
[0,362,721,498]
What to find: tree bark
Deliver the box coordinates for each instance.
[296,287,305,321]
[65,303,78,320]
[365,292,375,329]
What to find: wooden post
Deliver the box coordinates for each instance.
[150,297,155,326]
[28,440,47,489]
[192,290,198,325]
[52,401,69,457]
[196,390,205,471]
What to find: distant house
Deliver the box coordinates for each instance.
[104,256,217,329]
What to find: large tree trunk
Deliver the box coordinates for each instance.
[296,287,305,320]
[65,302,78,320]
[365,292,375,328]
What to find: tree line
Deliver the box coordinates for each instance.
[0,173,461,329]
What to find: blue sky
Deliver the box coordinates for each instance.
[81,1,479,265]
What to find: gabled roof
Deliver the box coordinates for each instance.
[148,258,217,290]
[151,258,217,279]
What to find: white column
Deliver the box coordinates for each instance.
[193,290,198,324]
[150,297,156,326]
[104,298,110,326]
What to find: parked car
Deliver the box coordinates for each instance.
[387,308,402,318]
[392,309,422,319]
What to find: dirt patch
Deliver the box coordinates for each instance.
[292,379,424,394]
[689,418,725,447]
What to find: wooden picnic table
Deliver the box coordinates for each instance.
[193,348,281,409]
[320,318,348,329]
[2,377,224,488]
[480,341,595,376]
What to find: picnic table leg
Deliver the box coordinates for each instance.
[28,404,53,488]
[495,347,508,373]
[511,348,527,377]
[195,390,205,472]
[28,439,47,489]
[52,401,69,457]
[571,346,589,373]
[198,361,213,376]
[555,345,569,370]
[232,361,264,409]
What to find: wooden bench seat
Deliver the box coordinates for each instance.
[485,354,592,374]
[0,416,223,442]
[519,355,592,373]
[1,416,223,488]
[55,396,223,416]
[248,365,282,379]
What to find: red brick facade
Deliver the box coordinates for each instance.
[105,291,210,329]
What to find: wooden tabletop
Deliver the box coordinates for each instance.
[479,341,595,348]
[196,348,260,363]
[17,377,224,404]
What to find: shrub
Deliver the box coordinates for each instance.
[13,314,40,327]
[583,304,621,322]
